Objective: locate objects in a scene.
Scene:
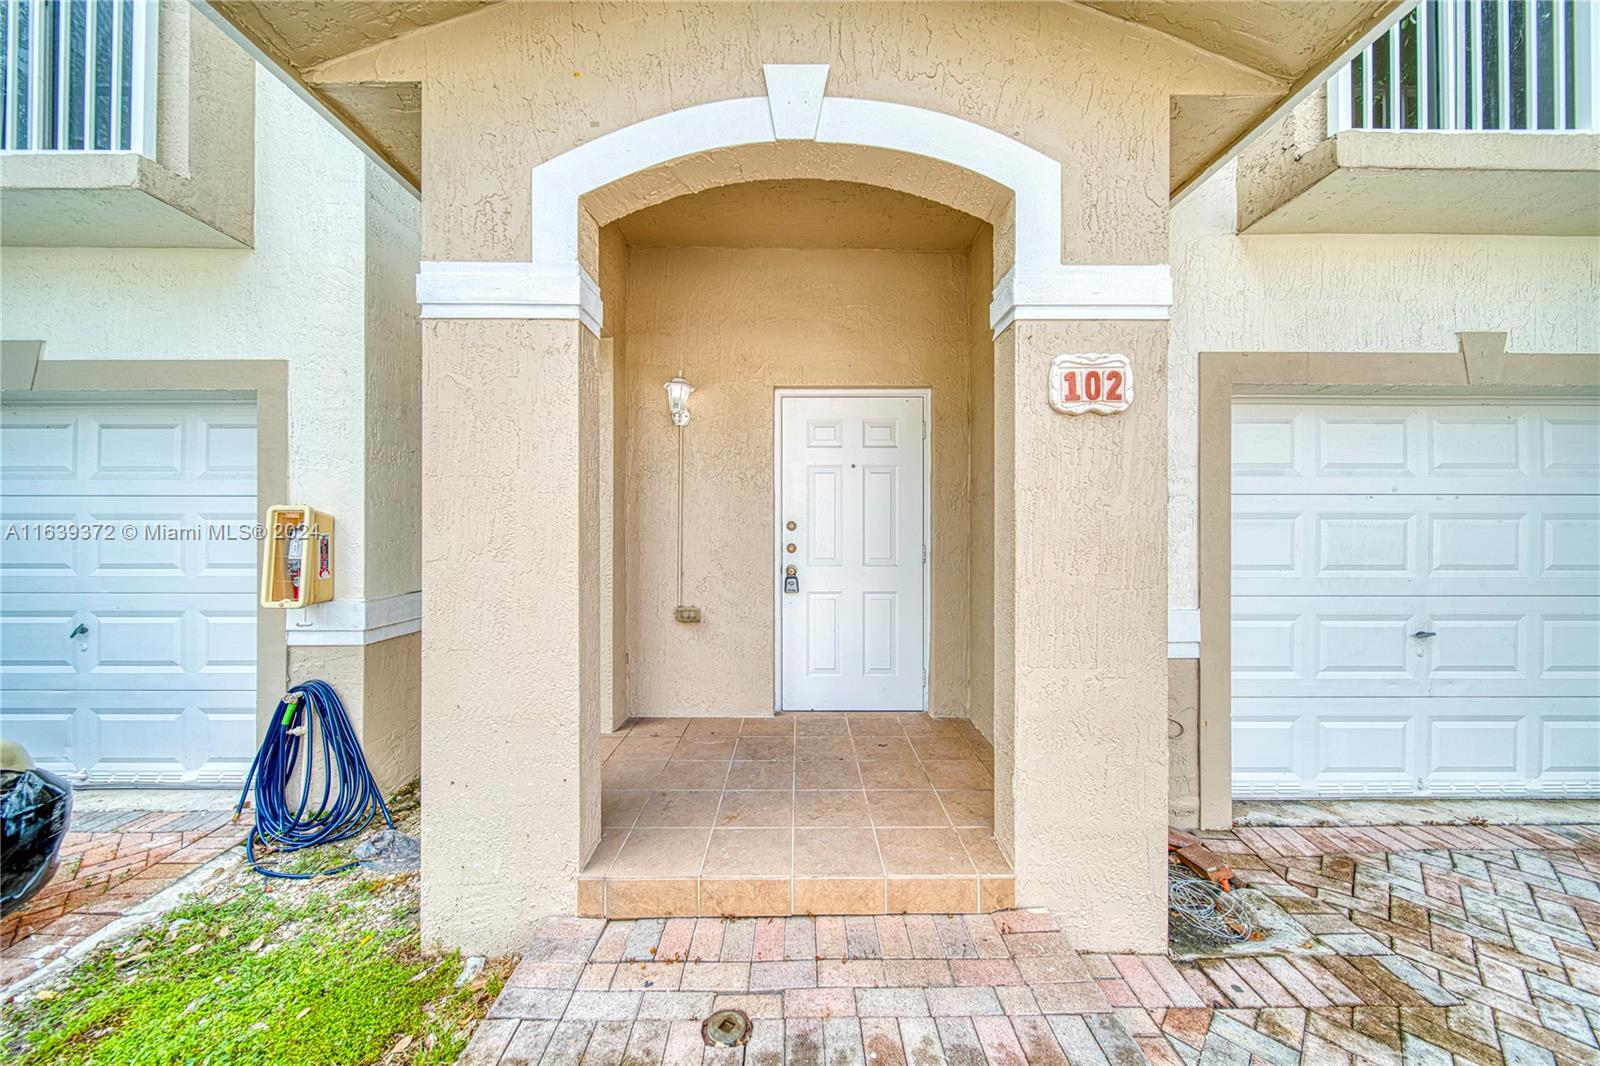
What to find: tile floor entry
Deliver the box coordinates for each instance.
[584,713,1012,918]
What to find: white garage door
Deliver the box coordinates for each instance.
[1231,398,1600,798]
[0,397,258,786]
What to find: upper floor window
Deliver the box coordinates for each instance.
[1329,0,1597,132]
[0,0,158,154]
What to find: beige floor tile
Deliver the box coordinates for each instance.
[683,719,742,739]
[918,759,992,789]
[703,828,793,877]
[607,879,698,918]
[733,737,794,761]
[614,734,683,759]
[853,736,915,760]
[655,759,733,789]
[867,790,951,827]
[793,715,850,735]
[726,761,794,789]
[700,879,791,917]
[885,877,977,913]
[610,829,711,878]
[794,879,885,916]
[602,759,668,790]
[938,790,995,828]
[739,718,796,735]
[716,790,793,828]
[602,790,650,829]
[629,719,691,737]
[957,829,1012,874]
[795,828,884,877]
[636,790,722,828]
[673,738,737,760]
[795,737,856,759]
[796,757,863,789]
[908,736,976,761]
[582,832,629,875]
[848,715,906,735]
[876,828,976,875]
[858,759,929,788]
[794,790,872,828]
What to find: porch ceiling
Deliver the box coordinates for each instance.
[201,0,1404,199]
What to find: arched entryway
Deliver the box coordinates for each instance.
[579,169,1009,917]
[417,64,1172,955]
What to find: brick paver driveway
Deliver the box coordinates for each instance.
[463,821,1600,1064]
[0,808,247,989]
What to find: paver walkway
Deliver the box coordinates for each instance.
[0,808,248,989]
[463,821,1600,1064]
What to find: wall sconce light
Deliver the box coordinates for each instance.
[664,374,694,427]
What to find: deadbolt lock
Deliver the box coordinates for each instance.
[785,542,796,553]
[785,565,796,576]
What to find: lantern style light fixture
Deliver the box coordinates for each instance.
[664,374,694,427]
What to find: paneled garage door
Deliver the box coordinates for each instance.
[0,397,258,786]
[1231,399,1600,798]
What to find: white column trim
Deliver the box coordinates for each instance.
[989,264,1173,336]
[416,262,602,335]
[285,591,422,647]
[1168,608,1201,659]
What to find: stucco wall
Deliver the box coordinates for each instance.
[1169,160,1600,613]
[966,228,997,742]
[1,66,424,783]
[1,69,419,604]
[364,162,425,601]
[621,245,973,717]
[1165,159,1600,822]
[388,1,1264,265]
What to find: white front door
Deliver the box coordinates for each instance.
[0,398,259,786]
[779,393,926,711]
[1231,398,1600,798]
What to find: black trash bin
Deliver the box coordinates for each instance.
[1,739,74,918]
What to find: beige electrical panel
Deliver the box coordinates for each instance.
[260,505,335,608]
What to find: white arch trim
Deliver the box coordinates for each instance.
[417,65,1171,336]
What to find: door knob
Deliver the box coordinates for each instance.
[1412,630,1437,639]
[68,624,88,639]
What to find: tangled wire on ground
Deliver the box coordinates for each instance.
[1168,861,1259,942]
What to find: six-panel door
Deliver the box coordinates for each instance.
[779,394,926,711]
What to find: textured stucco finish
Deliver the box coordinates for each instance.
[1,67,423,788]
[1168,160,1600,614]
[966,229,997,743]
[421,319,593,954]
[1167,658,1200,827]
[620,245,973,717]
[344,1,1269,264]
[288,634,421,792]
[398,2,1188,953]
[1237,97,1600,235]
[0,2,255,247]
[1003,320,1170,952]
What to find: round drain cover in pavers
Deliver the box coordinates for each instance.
[702,1009,751,1047]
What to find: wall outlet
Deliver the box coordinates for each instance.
[673,605,702,623]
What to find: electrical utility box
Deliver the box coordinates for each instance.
[260,505,335,608]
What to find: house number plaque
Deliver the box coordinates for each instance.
[1049,353,1132,415]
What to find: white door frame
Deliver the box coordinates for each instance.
[772,387,932,713]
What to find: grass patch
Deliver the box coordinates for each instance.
[0,782,508,1066]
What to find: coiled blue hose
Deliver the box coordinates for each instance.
[234,680,394,879]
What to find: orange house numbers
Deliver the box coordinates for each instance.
[1048,353,1133,415]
